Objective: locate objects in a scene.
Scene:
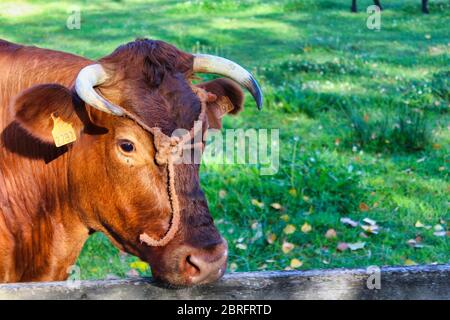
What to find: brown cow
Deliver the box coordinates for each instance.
[0,38,262,285]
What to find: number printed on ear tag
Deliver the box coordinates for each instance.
[51,113,76,147]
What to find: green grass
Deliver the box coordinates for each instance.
[0,0,448,279]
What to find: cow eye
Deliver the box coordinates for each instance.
[118,140,135,153]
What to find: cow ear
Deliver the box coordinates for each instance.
[11,84,84,145]
[196,78,244,129]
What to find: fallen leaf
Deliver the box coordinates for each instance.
[283,224,296,235]
[236,243,247,250]
[280,214,289,222]
[432,143,441,150]
[289,188,297,197]
[325,228,337,239]
[290,258,303,268]
[129,261,149,273]
[359,202,370,212]
[229,262,238,272]
[337,242,349,251]
[433,231,446,237]
[270,202,283,210]
[218,189,227,199]
[359,232,369,238]
[405,259,417,266]
[361,224,379,234]
[251,199,264,208]
[341,217,358,227]
[415,220,425,228]
[347,242,366,251]
[363,218,377,226]
[282,241,295,253]
[407,239,424,248]
[335,138,341,146]
[363,113,369,123]
[266,233,277,244]
[301,222,312,233]
[251,221,260,230]
[258,264,268,270]
[434,224,444,231]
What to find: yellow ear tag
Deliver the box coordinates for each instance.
[51,113,76,147]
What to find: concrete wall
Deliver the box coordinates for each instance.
[0,264,448,300]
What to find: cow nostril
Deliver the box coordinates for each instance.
[184,255,201,277]
[181,241,228,285]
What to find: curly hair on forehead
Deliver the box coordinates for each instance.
[96,38,202,135]
[101,38,194,87]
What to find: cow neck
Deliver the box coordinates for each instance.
[109,87,208,247]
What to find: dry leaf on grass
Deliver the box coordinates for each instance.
[266,233,277,244]
[325,228,337,239]
[301,222,312,233]
[218,189,227,199]
[283,224,296,235]
[405,259,417,266]
[407,239,424,248]
[341,217,358,227]
[290,258,303,268]
[282,241,295,253]
[363,218,377,226]
[270,203,283,210]
[359,202,370,212]
[361,224,379,234]
[289,188,297,197]
[251,199,264,208]
[347,242,366,251]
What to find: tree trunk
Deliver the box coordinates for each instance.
[373,0,383,10]
[422,0,429,14]
[351,0,357,12]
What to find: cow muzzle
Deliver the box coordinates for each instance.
[151,237,228,286]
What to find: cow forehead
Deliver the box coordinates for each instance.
[122,74,203,136]
[99,39,201,135]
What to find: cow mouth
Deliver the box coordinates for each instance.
[146,240,228,287]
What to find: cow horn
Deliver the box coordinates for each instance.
[193,54,263,110]
[75,64,124,116]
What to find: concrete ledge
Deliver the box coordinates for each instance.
[0,264,448,300]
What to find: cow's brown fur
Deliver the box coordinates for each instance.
[0,38,243,284]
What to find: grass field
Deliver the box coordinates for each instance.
[0,0,448,280]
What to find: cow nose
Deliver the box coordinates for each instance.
[181,238,228,285]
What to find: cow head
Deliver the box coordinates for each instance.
[11,39,262,286]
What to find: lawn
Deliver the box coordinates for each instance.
[0,0,448,279]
